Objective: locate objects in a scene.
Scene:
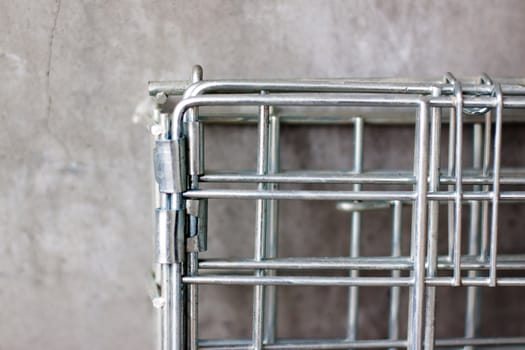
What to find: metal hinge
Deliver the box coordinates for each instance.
[153,138,187,193]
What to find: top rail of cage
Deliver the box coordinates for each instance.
[148,77,525,97]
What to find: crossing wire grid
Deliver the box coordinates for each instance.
[143,66,525,350]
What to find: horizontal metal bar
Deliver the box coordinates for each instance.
[200,169,525,185]
[183,275,525,287]
[199,337,525,350]
[149,78,525,97]
[431,191,525,201]
[184,189,525,202]
[199,338,407,349]
[201,171,416,184]
[200,257,413,270]
[199,255,525,271]
[148,79,190,96]
[185,190,415,201]
[183,275,414,287]
[436,336,525,347]
[198,336,525,349]
[427,277,525,286]
[196,110,525,125]
[176,94,525,116]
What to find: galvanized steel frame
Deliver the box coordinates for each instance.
[147,66,525,350]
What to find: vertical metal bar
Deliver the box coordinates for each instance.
[408,101,429,350]
[423,87,441,350]
[171,262,183,350]
[464,122,483,350]
[188,65,203,350]
[407,105,421,342]
[489,83,503,286]
[480,110,492,259]
[155,273,162,350]
[152,107,162,350]
[253,92,270,350]
[389,200,403,350]
[158,112,172,350]
[479,73,494,262]
[465,121,483,345]
[169,105,185,350]
[447,105,456,263]
[446,73,464,287]
[161,263,172,350]
[264,108,280,344]
[454,90,464,287]
[187,242,199,350]
[347,117,364,342]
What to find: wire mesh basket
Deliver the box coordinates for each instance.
[145,66,525,350]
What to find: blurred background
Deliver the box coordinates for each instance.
[2,1,525,349]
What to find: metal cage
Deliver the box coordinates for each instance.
[145,66,525,350]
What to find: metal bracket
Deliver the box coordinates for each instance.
[153,138,187,193]
[186,199,208,252]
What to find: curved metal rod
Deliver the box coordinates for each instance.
[170,92,525,139]
[172,93,418,138]
[463,72,495,116]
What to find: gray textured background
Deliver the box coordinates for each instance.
[3,1,525,349]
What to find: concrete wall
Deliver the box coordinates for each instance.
[2,1,525,349]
